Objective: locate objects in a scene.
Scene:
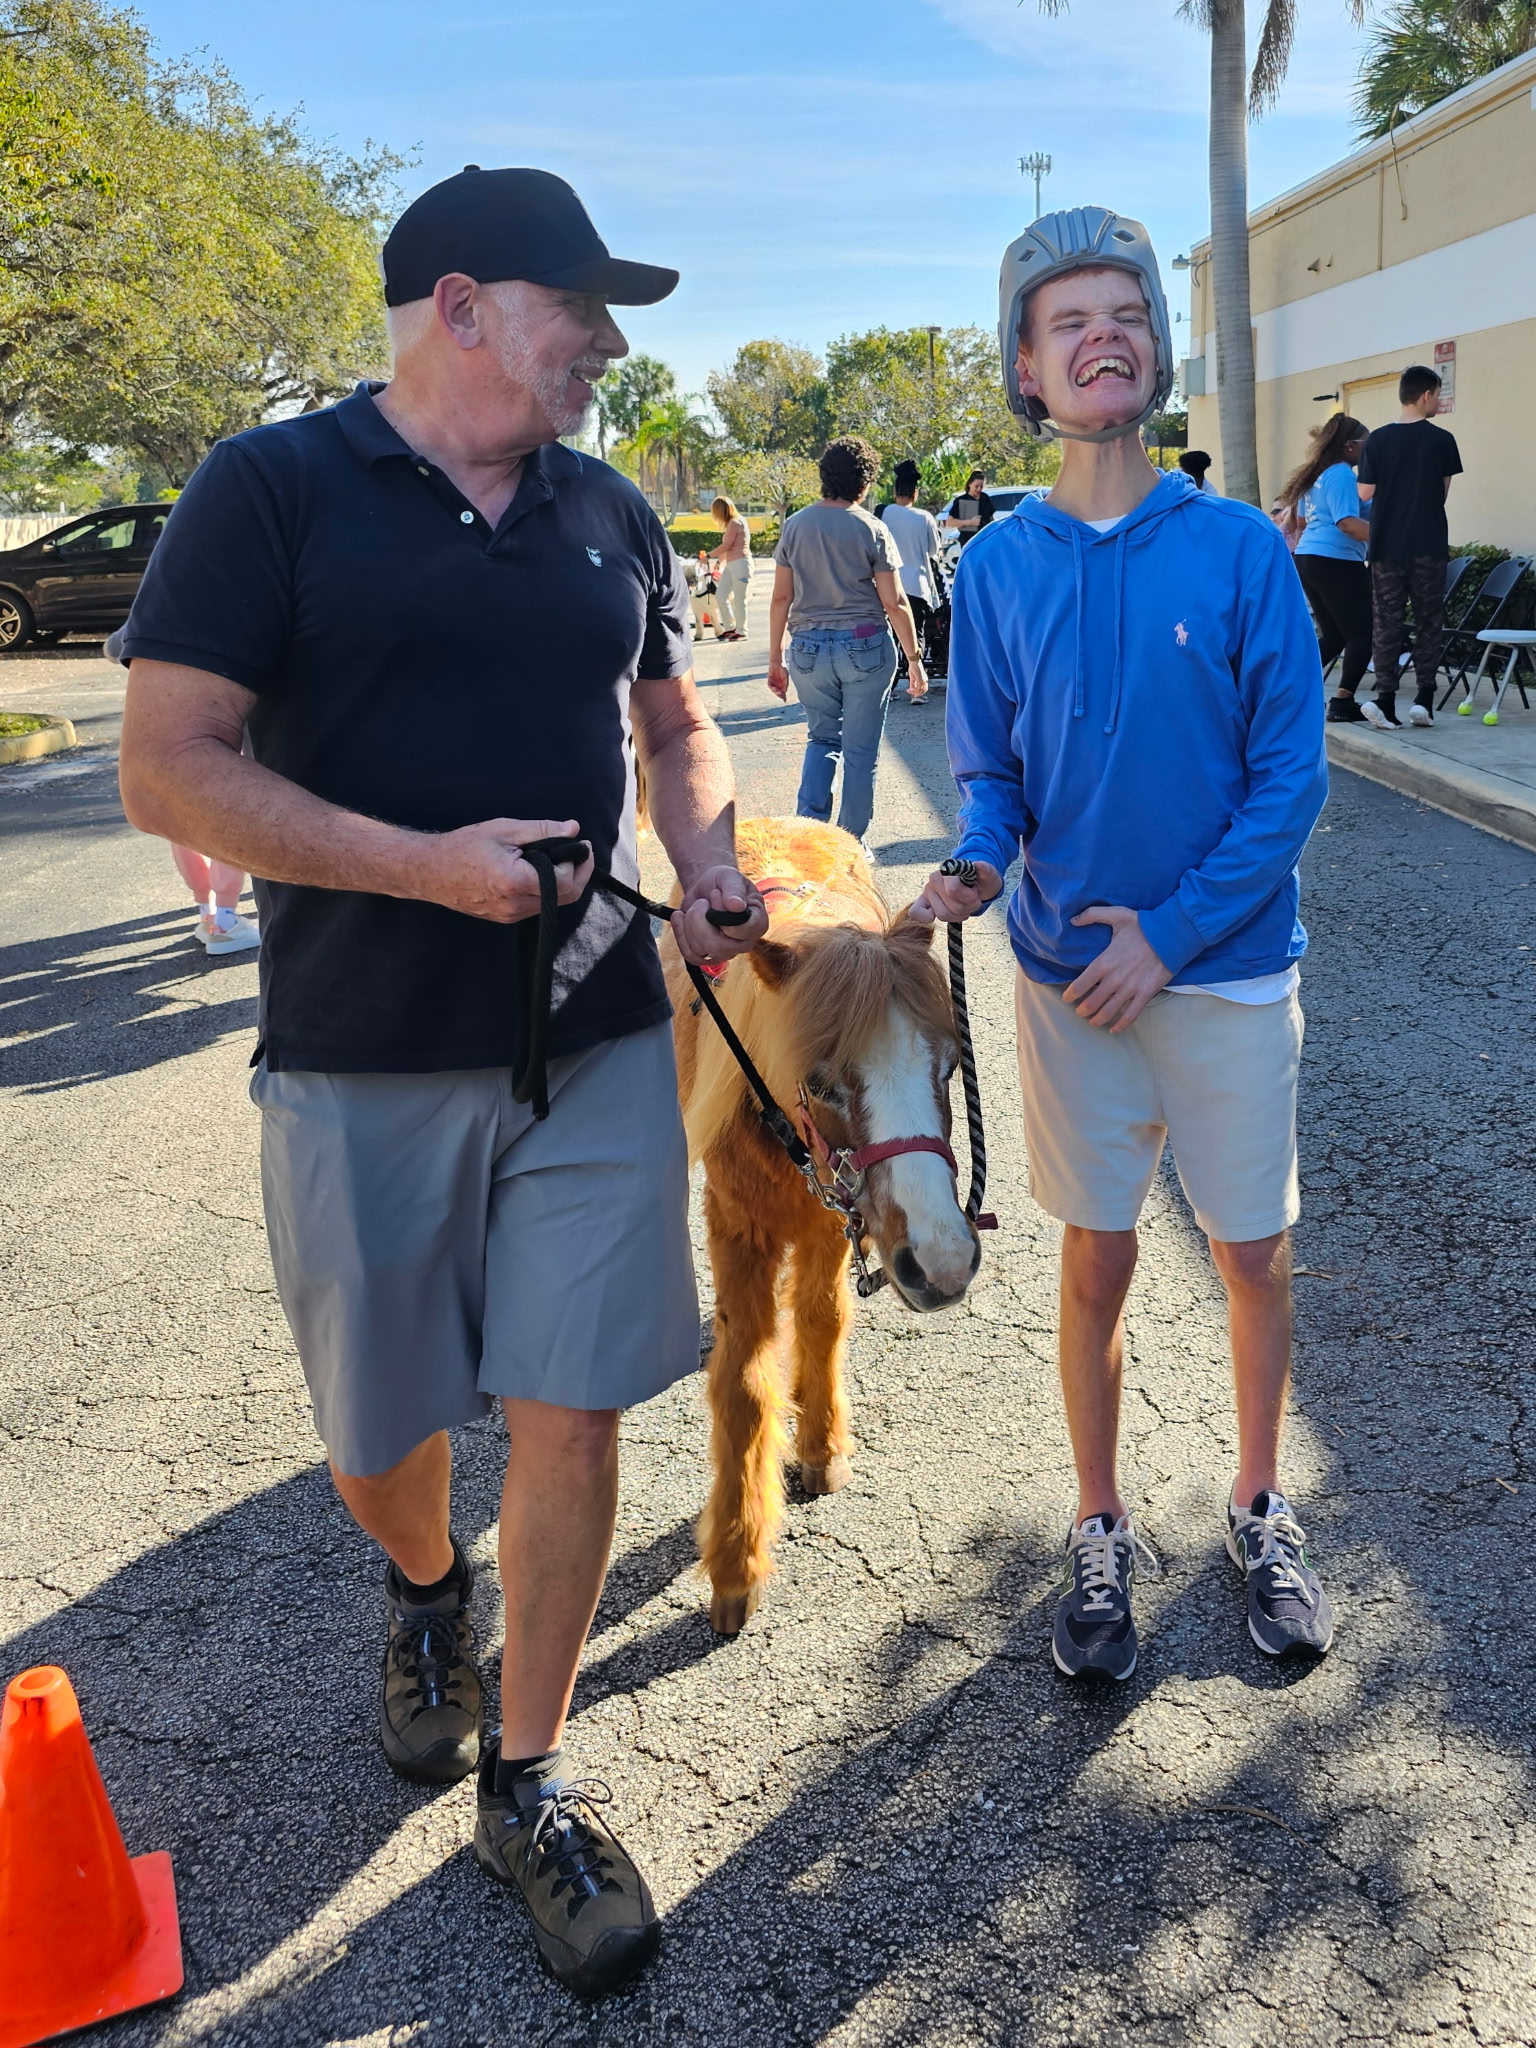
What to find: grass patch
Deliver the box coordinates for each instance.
[0,712,50,737]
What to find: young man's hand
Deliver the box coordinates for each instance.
[907,859,1003,925]
[766,661,790,701]
[1064,905,1171,1031]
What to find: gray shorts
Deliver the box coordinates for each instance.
[251,1023,699,1475]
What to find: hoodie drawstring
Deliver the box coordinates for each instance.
[1070,525,1086,720]
[1104,526,1128,736]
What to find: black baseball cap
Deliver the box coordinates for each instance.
[381,166,679,308]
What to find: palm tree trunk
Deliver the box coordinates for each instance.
[1208,0,1261,505]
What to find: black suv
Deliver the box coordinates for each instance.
[0,504,171,650]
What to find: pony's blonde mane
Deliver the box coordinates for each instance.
[682,917,955,1165]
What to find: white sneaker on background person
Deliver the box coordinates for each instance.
[197,907,260,954]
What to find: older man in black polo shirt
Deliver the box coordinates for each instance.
[118,167,768,1998]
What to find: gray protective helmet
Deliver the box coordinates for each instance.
[999,206,1175,444]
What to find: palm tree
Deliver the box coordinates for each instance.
[1355,0,1536,137]
[631,396,714,521]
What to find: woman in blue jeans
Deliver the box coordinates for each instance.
[766,436,927,841]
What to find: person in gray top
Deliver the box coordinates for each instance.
[767,436,927,841]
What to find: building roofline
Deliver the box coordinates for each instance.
[1190,42,1536,259]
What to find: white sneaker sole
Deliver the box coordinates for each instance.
[1358,702,1393,730]
[200,930,260,955]
[1407,707,1432,727]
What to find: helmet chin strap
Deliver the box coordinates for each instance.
[1037,395,1161,446]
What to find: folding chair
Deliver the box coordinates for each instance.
[1437,557,1534,709]
[1459,629,1536,725]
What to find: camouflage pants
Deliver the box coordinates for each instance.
[1370,555,1446,702]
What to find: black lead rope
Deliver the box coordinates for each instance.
[511,839,811,1171]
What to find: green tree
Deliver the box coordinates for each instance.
[594,353,675,460]
[714,447,822,526]
[1354,0,1536,135]
[823,324,1059,488]
[706,340,829,455]
[0,0,397,483]
[825,327,935,466]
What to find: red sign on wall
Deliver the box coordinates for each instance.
[1434,339,1457,415]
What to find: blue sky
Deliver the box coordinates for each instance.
[135,0,1374,396]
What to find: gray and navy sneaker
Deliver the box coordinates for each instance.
[1051,1511,1159,1682]
[379,1540,485,1784]
[474,1745,661,1997]
[1226,1490,1335,1658]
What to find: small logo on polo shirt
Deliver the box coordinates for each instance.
[1174,619,1189,647]
[586,546,603,567]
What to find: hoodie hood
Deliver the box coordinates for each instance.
[1012,471,1199,733]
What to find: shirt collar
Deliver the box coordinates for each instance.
[332,381,584,488]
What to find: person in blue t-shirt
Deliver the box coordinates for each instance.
[1280,414,1372,725]
[910,207,1334,1684]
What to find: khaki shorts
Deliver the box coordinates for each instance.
[1014,969,1303,1242]
[251,1023,699,1476]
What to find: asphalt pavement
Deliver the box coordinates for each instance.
[2,590,1534,2047]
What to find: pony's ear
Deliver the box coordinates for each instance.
[890,908,937,950]
[748,938,798,988]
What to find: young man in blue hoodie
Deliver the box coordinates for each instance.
[911,209,1333,1680]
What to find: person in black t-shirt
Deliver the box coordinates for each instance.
[944,470,997,545]
[1356,364,1463,729]
[118,167,770,1998]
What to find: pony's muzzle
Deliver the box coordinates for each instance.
[889,1232,981,1311]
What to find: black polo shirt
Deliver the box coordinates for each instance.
[120,383,693,1072]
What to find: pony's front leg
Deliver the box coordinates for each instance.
[697,1182,787,1636]
[789,1215,855,1495]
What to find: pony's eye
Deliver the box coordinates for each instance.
[938,1051,959,1085]
[807,1068,849,1109]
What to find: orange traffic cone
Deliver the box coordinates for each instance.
[0,1666,183,2048]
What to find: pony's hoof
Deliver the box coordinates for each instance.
[799,1454,852,1495]
[709,1586,762,1637]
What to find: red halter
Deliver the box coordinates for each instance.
[793,1085,958,1196]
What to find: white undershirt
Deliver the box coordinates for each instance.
[1075,513,1297,1006]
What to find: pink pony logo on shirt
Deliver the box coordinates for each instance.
[1174,619,1190,647]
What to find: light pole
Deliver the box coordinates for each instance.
[923,325,942,469]
[1019,151,1051,219]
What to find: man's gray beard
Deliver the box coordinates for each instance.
[494,312,592,439]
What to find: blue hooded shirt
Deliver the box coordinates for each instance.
[946,471,1327,985]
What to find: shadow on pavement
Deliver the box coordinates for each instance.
[0,907,256,1092]
[71,1472,1531,2048]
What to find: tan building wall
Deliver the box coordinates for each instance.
[1182,49,1536,551]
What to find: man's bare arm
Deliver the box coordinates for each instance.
[631,671,768,961]
[118,658,592,922]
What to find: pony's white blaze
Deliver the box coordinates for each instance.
[861,1013,975,1292]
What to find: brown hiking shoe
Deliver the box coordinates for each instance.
[473,1748,660,1997]
[378,1541,484,1785]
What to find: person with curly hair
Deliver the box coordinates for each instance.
[767,435,927,842]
